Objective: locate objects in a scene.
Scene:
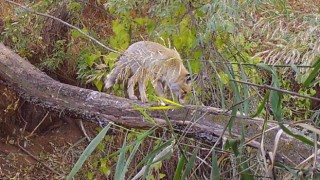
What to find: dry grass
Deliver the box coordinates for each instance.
[248,1,320,67]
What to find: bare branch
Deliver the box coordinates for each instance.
[231,79,320,102]
[3,0,122,55]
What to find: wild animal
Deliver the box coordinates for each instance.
[104,41,192,104]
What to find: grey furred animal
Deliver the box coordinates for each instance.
[104,41,192,104]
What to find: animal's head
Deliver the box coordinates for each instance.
[169,71,192,104]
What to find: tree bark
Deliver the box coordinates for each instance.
[0,43,313,165]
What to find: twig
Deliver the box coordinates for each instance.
[183,59,312,68]
[190,114,233,177]
[26,111,49,138]
[16,143,62,176]
[4,0,122,55]
[231,79,320,102]
[79,119,91,141]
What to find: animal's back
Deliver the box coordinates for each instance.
[104,41,191,103]
[121,41,182,72]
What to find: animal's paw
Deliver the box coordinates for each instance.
[104,81,113,91]
[140,97,149,103]
[129,95,138,100]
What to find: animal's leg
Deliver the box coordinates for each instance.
[104,66,120,91]
[138,76,148,103]
[153,80,166,98]
[127,76,138,100]
[153,80,167,106]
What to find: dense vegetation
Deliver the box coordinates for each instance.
[1,0,319,179]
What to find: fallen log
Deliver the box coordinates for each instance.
[0,43,313,165]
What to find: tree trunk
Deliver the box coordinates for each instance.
[0,43,313,165]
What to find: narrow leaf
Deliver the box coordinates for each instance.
[251,91,269,118]
[67,123,112,179]
[132,104,156,123]
[157,96,184,107]
[136,105,181,111]
[182,147,199,180]
[137,138,174,168]
[210,150,220,180]
[256,63,274,74]
[304,57,320,87]
[279,123,314,146]
[173,152,187,180]
[123,129,154,178]
[114,132,128,180]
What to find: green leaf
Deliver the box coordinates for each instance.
[86,51,101,67]
[227,139,240,156]
[189,59,202,74]
[210,151,220,180]
[290,64,300,75]
[71,28,89,39]
[159,173,166,179]
[251,92,269,118]
[121,129,152,178]
[228,107,237,136]
[137,138,174,168]
[112,20,126,35]
[137,106,181,111]
[173,152,187,180]
[218,71,229,84]
[256,63,274,74]
[308,78,320,87]
[146,22,156,34]
[133,104,156,124]
[239,162,254,180]
[103,52,119,69]
[67,2,81,12]
[157,96,184,107]
[251,56,262,64]
[142,142,174,179]
[274,162,299,178]
[303,57,320,88]
[181,147,199,180]
[268,66,282,121]
[71,29,81,39]
[134,17,151,26]
[279,123,314,146]
[239,64,249,115]
[67,123,112,179]
[114,132,127,180]
[94,79,103,92]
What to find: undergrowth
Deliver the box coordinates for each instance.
[1,0,320,179]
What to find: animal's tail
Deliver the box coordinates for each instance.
[103,58,132,91]
[104,66,120,91]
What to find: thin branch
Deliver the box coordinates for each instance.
[183,59,313,68]
[4,0,122,55]
[17,142,62,176]
[231,79,320,102]
[79,119,91,141]
[26,111,49,138]
[190,113,233,177]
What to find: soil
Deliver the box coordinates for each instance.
[0,118,101,179]
[0,83,100,179]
